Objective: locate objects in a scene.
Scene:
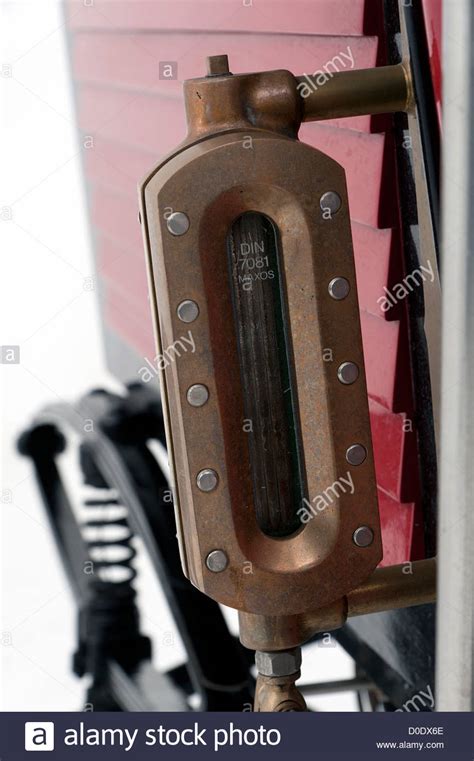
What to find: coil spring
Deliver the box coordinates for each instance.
[74,449,151,682]
[81,485,137,587]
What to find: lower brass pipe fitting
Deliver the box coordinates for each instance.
[254,648,307,712]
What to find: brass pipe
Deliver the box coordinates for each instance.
[239,600,346,652]
[240,558,436,652]
[347,557,436,617]
[297,63,414,122]
[184,59,414,142]
[254,672,307,712]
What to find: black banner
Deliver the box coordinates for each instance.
[1,711,472,759]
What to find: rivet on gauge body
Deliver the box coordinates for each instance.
[166,211,190,236]
[346,444,367,466]
[320,191,342,215]
[353,526,374,547]
[187,384,209,407]
[206,549,228,572]
[177,299,199,323]
[328,277,350,300]
[196,468,218,492]
[337,361,359,385]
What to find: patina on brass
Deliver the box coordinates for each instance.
[138,54,431,712]
[254,672,307,712]
[297,62,413,122]
[180,56,413,143]
[239,558,437,651]
[141,129,381,615]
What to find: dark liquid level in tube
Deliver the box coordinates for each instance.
[227,212,306,537]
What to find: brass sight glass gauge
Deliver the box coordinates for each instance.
[139,55,436,711]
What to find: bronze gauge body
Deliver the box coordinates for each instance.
[139,56,435,711]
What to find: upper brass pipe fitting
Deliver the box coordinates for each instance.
[297,63,414,122]
[184,57,414,143]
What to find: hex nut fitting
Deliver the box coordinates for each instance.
[255,648,302,677]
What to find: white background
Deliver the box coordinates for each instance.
[1,0,356,712]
